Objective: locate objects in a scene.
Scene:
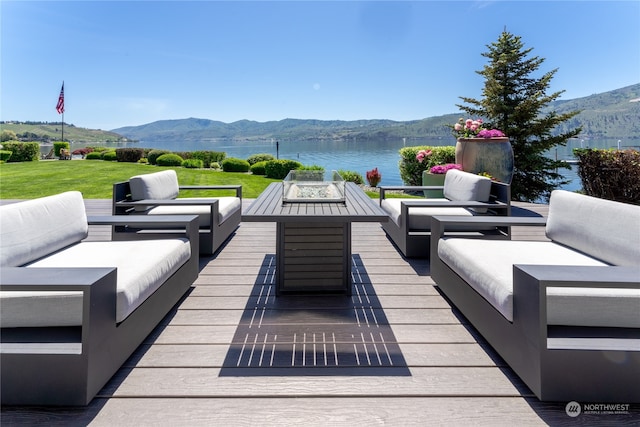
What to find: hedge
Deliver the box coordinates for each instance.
[399,146,456,186]
[0,150,12,162]
[264,159,303,179]
[250,161,267,175]
[148,149,171,165]
[2,141,39,162]
[574,148,640,205]
[222,157,250,172]
[182,158,204,169]
[156,153,184,167]
[247,153,275,165]
[115,148,144,163]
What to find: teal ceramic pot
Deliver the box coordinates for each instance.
[422,171,446,198]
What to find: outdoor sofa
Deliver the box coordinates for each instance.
[112,169,242,255]
[379,169,511,258]
[430,189,640,402]
[0,191,199,406]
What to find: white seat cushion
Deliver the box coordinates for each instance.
[381,198,473,230]
[438,239,640,328]
[1,239,191,327]
[145,197,241,227]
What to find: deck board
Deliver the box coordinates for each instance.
[4,198,634,425]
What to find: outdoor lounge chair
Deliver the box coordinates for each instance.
[112,170,242,255]
[430,190,640,402]
[379,169,511,258]
[0,191,199,406]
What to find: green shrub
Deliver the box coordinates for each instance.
[337,169,364,184]
[53,141,70,157]
[85,152,103,160]
[148,149,171,165]
[573,148,640,205]
[250,161,267,175]
[156,153,184,166]
[399,146,456,186]
[191,151,226,168]
[0,150,12,162]
[2,141,39,162]
[299,164,324,171]
[222,157,250,172]
[211,162,221,170]
[87,146,109,153]
[138,157,149,164]
[182,158,203,169]
[102,151,117,161]
[115,147,144,163]
[247,153,275,165]
[264,159,303,179]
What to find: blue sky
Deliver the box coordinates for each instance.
[2,1,639,131]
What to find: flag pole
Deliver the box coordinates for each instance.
[56,82,65,141]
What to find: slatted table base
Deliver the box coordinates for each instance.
[277,222,351,295]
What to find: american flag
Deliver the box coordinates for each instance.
[56,83,65,114]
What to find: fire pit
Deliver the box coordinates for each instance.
[282,170,346,204]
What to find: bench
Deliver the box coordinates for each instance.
[379,169,511,258]
[0,191,199,406]
[431,190,640,402]
[112,169,242,255]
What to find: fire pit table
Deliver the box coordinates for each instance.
[242,174,388,296]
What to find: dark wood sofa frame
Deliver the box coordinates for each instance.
[430,215,640,403]
[112,181,242,256]
[1,215,200,406]
[379,181,511,258]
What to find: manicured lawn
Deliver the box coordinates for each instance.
[0,160,279,199]
[0,160,394,199]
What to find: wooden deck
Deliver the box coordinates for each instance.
[1,199,634,425]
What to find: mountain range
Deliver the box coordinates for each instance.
[112,83,640,142]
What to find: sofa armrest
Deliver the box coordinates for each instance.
[0,267,117,353]
[179,185,242,199]
[513,265,640,351]
[89,214,200,255]
[400,200,511,224]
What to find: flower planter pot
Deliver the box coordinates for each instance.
[455,137,514,184]
[422,171,446,198]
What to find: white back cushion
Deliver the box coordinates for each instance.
[546,190,640,266]
[0,191,88,267]
[443,169,492,202]
[129,170,180,201]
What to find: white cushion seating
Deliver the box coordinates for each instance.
[0,191,192,327]
[145,197,241,226]
[438,190,640,328]
[381,169,493,230]
[382,199,474,229]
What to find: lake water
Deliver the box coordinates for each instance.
[62,137,635,193]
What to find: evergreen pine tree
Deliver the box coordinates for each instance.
[457,31,582,202]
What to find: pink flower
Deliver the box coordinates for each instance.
[477,129,506,138]
[430,163,462,174]
[416,149,432,163]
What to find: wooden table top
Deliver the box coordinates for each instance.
[242,182,389,223]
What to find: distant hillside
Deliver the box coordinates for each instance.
[112,84,640,142]
[0,122,128,143]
